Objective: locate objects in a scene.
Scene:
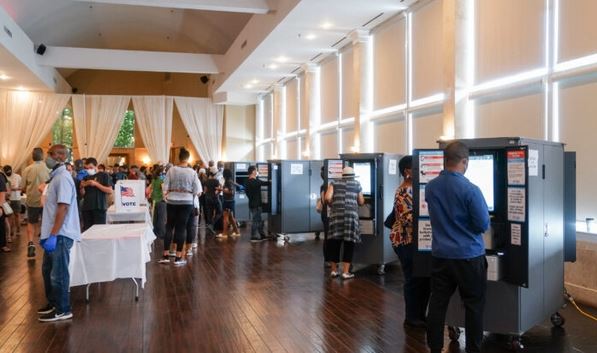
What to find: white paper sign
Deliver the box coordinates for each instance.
[114,180,147,211]
[388,159,397,175]
[290,163,304,175]
[419,151,444,183]
[418,219,433,251]
[507,187,526,222]
[511,223,522,246]
[507,150,526,186]
[419,185,429,217]
[327,160,344,180]
[528,149,539,177]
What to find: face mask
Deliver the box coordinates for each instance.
[159,174,165,181]
[45,156,58,170]
[86,168,97,176]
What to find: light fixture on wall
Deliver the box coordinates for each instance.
[0,74,9,80]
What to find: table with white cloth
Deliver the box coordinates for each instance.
[106,205,152,227]
[69,223,156,302]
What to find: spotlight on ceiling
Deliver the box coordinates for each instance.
[275,56,289,63]
[200,75,209,84]
[320,21,333,30]
[305,33,317,40]
[267,63,279,70]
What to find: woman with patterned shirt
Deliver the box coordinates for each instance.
[390,155,430,329]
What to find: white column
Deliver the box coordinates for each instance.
[349,29,372,153]
[302,63,320,159]
[442,0,475,139]
[272,84,285,159]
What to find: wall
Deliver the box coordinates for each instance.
[565,235,597,307]
[224,105,255,162]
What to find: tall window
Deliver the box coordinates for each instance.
[114,110,136,148]
[52,108,74,162]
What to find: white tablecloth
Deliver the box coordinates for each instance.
[69,224,156,288]
[106,205,152,226]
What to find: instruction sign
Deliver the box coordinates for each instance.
[511,223,522,246]
[114,180,147,211]
[507,150,526,186]
[507,187,526,222]
[388,159,397,175]
[419,151,444,183]
[419,185,429,217]
[418,219,433,251]
[290,163,304,175]
[528,149,539,177]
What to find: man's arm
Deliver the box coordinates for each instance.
[467,186,490,234]
[50,203,69,235]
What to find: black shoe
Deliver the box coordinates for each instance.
[38,311,73,322]
[37,304,55,315]
[27,242,36,258]
[403,319,427,329]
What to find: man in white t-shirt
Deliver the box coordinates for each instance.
[3,165,22,237]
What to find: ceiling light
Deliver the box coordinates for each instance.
[275,56,288,63]
[0,74,9,80]
[251,79,260,84]
[320,21,333,30]
[17,86,27,91]
[305,33,317,40]
[267,63,279,70]
[244,83,254,89]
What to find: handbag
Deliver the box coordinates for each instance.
[316,197,323,213]
[1,201,14,216]
[383,209,395,229]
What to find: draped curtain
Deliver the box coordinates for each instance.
[174,97,224,163]
[72,95,130,163]
[131,96,173,164]
[0,90,70,169]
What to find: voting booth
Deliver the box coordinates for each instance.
[324,153,402,275]
[224,161,252,224]
[412,137,574,348]
[267,160,323,236]
[114,180,148,211]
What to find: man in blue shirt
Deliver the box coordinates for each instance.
[425,141,490,353]
[38,144,81,322]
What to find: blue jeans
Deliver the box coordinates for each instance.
[42,236,74,314]
[250,207,265,238]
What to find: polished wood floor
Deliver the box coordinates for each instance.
[0,226,596,353]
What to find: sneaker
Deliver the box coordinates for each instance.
[37,304,55,315]
[27,242,36,258]
[38,311,73,322]
[341,272,355,280]
[186,248,193,257]
[231,232,240,237]
[173,258,187,266]
[330,271,339,278]
[168,250,176,257]
[250,237,266,243]
[191,242,198,249]
[158,257,170,264]
[215,233,226,239]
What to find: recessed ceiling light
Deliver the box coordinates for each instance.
[17,86,27,91]
[244,83,254,89]
[0,74,9,80]
[305,33,317,40]
[267,63,279,70]
[320,21,333,30]
[251,79,260,84]
[275,56,288,63]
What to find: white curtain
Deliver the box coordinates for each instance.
[131,96,173,164]
[174,97,224,163]
[72,95,130,162]
[0,90,70,169]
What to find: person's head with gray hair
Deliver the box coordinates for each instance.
[32,147,44,162]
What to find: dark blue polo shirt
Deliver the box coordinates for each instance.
[425,170,490,259]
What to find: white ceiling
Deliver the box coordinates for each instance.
[0,0,251,54]
[0,45,49,91]
[216,0,418,94]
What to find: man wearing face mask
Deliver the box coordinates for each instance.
[38,144,81,322]
[79,157,113,231]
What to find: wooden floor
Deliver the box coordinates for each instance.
[1,227,596,353]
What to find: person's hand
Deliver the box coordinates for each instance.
[42,235,58,253]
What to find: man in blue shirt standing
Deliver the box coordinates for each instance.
[37,144,81,322]
[425,141,490,353]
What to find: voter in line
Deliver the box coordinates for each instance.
[390,155,430,329]
[424,141,490,353]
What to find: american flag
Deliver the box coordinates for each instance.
[120,186,135,197]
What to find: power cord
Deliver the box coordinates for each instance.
[564,287,597,322]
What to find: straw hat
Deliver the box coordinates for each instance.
[342,166,356,178]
